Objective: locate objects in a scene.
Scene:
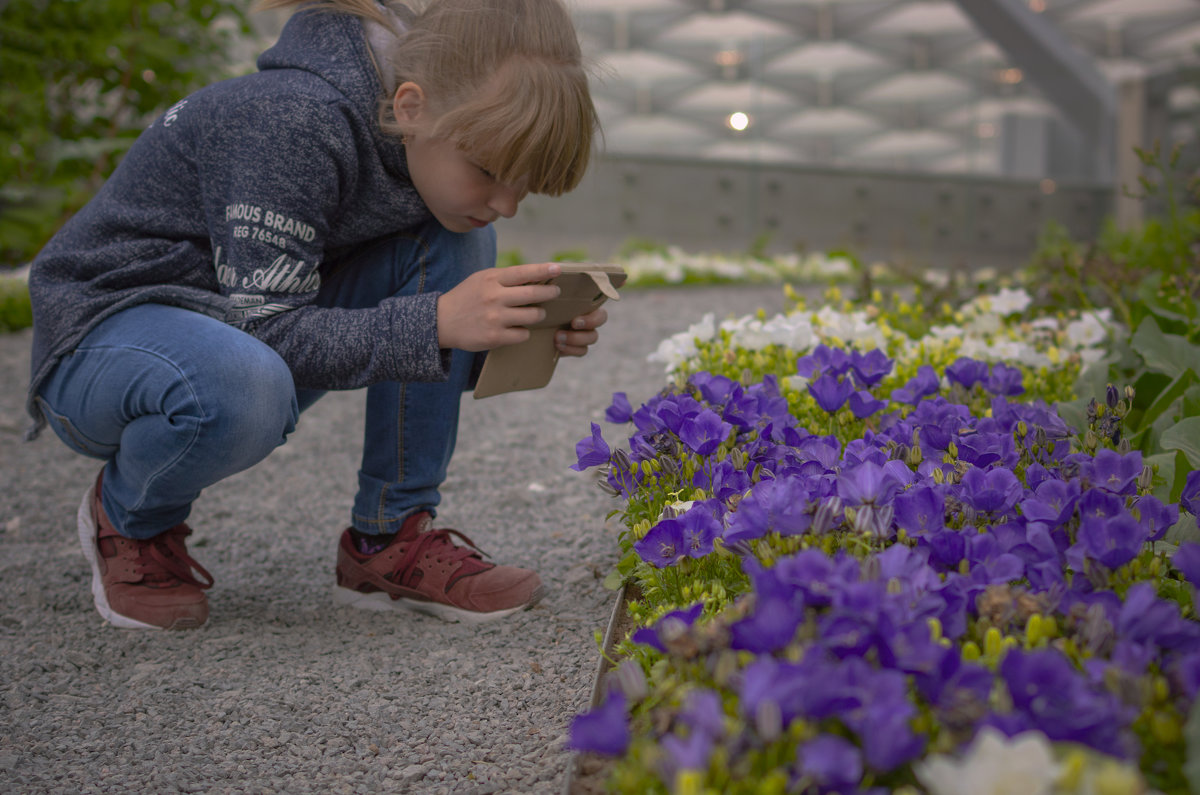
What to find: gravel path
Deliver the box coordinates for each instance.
[0,284,788,794]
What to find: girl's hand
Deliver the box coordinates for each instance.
[555,305,608,357]
[437,262,562,351]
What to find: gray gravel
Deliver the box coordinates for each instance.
[0,284,788,795]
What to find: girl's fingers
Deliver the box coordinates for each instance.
[496,261,562,286]
[570,306,608,330]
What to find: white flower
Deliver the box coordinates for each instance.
[762,314,815,349]
[967,311,1003,336]
[915,728,1059,795]
[813,306,886,348]
[990,287,1032,316]
[923,269,951,288]
[1064,310,1113,348]
[657,500,694,521]
[647,313,717,372]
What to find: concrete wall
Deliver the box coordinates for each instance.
[495,154,1114,271]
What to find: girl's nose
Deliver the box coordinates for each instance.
[489,184,525,219]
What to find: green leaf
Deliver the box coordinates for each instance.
[1138,271,1194,325]
[1186,694,1200,794]
[1185,385,1200,420]
[1131,369,1197,445]
[1056,397,1089,438]
[602,568,624,591]
[1162,417,1200,473]
[1131,316,1200,380]
[1165,509,1200,546]
[1147,450,1185,504]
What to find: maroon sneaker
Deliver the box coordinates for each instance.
[334,512,544,623]
[77,472,214,630]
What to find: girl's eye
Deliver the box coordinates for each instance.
[476,164,496,180]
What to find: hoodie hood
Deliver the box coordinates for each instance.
[258,7,409,178]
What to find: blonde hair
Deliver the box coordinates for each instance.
[257,0,598,196]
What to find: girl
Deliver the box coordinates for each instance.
[25,0,605,629]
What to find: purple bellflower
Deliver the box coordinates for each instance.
[849,348,894,389]
[984,362,1025,396]
[660,730,714,780]
[849,390,888,419]
[679,689,725,740]
[998,648,1136,758]
[797,345,852,378]
[1174,542,1200,588]
[890,365,940,405]
[1134,495,1177,541]
[958,466,1023,515]
[944,357,990,390]
[678,408,732,456]
[1020,477,1080,528]
[725,477,814,543]
[730,596,804,654]
[634,519,687,568]
[604,392,632,424]
[1084,449,1143,496]
[570,423,610,471]
[1076,510,1147,570]
[893,484,945,536]
[809,372,857,414]
[631,603,704,652]
[566,689,630,756]
[1180,469,1200,518]
[690,371,738,406]
[798,734,863,791]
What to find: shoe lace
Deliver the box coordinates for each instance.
[392,527,491,587]
[137,526,215,590]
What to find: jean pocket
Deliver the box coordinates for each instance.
[34,396,116,460]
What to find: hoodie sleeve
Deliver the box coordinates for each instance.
[197,94,449,390]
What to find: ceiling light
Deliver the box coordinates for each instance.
[996,68,1024,84]
[728,111,751,131]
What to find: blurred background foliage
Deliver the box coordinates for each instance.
[0,0,252,269]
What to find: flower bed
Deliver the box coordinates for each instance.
[566,285,1200,794]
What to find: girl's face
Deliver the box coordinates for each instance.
[394,83,529,234]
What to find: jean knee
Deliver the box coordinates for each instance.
[200,342,297,451]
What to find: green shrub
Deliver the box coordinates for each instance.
[0,0,251,268]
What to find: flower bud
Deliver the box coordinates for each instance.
[1025,613,1043,647]
[755,700,783,742]
[1106,383,1119,409]
[907,444,923,467]
[984,626,1004,659]
[612,659,647,701]
[1137,465,1154,492]
[1124,384,1136,402]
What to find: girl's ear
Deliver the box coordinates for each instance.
[392,81,427,126]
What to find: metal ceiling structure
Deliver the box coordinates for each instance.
[572,0,1200,179]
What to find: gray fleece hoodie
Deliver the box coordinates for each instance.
[26,6,453,438]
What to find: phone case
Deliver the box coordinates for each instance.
[472,263,627,399]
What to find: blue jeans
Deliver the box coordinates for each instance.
[36,221,493,539]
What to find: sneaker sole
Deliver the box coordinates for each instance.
[77,483,173,631]
[332,583,545,624]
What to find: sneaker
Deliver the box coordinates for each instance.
[78,471,214,630]
[333,512,544,623]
